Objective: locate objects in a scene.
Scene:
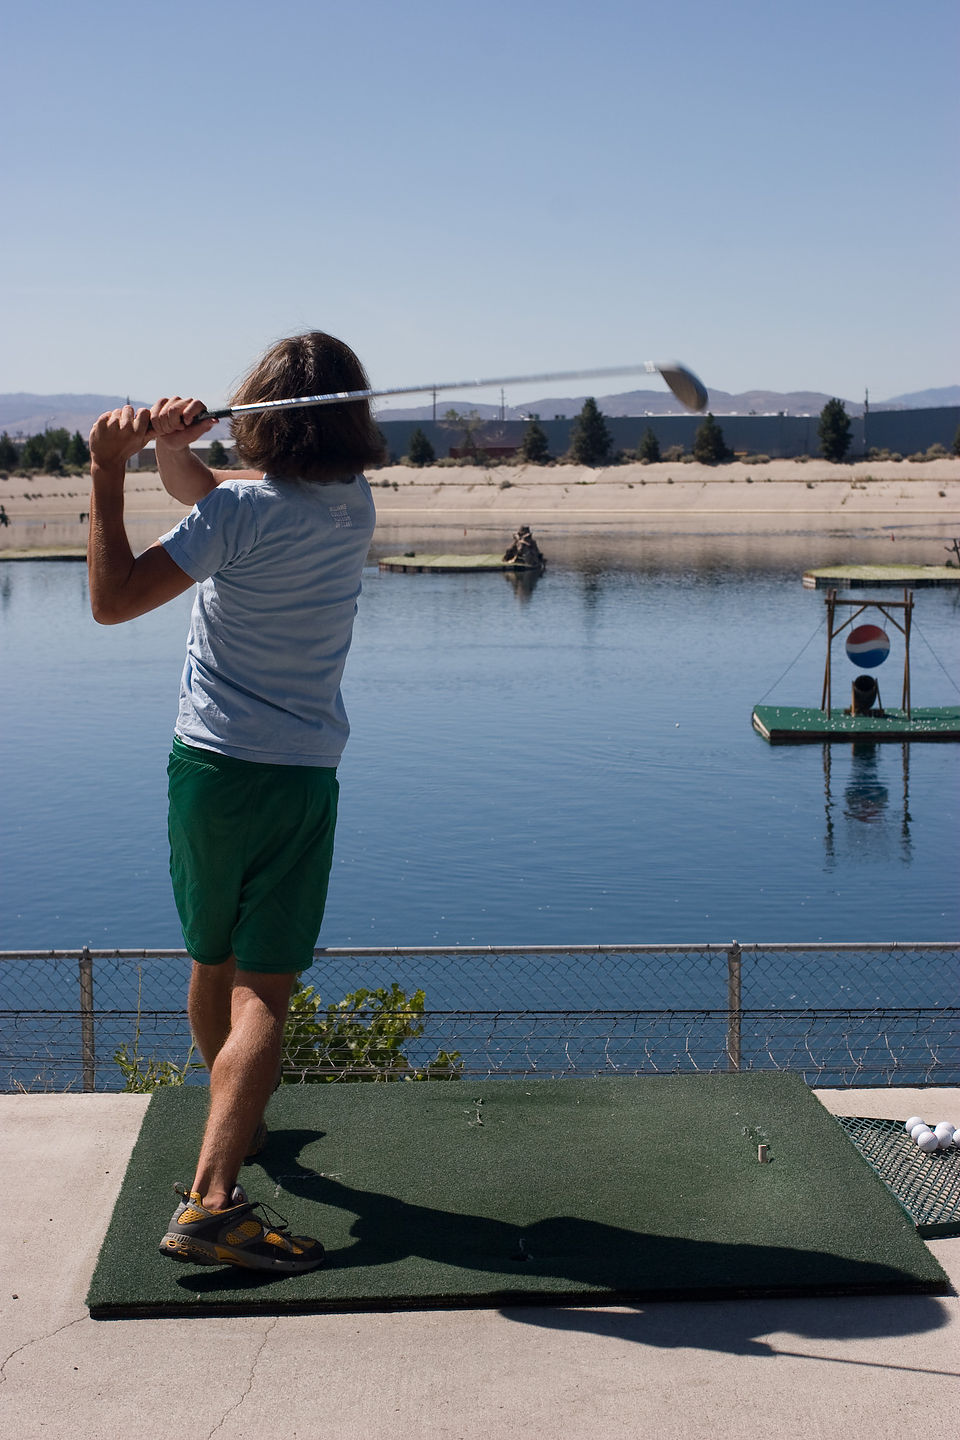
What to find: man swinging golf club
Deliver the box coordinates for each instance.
[87,331,383,1273]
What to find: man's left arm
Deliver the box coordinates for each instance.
[87,405,195,625]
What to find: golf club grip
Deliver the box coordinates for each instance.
[144,417,218,436]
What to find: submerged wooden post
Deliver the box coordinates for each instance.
[726,941,742,1071]
[79,946,96,1092]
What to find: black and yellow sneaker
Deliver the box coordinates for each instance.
[159,1184,325,1273]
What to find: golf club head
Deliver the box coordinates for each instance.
[658,363,708,413]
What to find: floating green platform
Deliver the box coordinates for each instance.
[803,565,958,588]
[379,553,540,573]
[752,705,960,744]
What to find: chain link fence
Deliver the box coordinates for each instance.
[1,942,958,1091]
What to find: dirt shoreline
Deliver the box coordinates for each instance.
[2,458,958,562]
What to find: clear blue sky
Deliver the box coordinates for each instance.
[5,0,957,409]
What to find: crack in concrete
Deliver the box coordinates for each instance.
[205,1316,279,1439]
[0,1312,87,1386]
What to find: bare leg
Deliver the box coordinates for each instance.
[187,956,236,1072]
[191,971,296,1211]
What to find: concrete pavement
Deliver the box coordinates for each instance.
[2,1087,959,1440]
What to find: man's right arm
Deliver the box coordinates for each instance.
[156,444,222,505]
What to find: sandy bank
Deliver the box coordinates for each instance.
[370,458,960,528]
[2,459,958,561]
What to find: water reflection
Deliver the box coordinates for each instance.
[502,567,542,603]
[843,743,889,824]
[823,741,912,864]
[2,556,955,947]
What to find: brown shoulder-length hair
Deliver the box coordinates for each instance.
[229,332,385,483]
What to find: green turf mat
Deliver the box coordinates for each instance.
[87,1074,948,1318]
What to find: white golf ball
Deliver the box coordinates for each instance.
[905,1115,925,1133]
[911,1123,932,1140]
[933,1122,955,1145]
[917,1130,940,1152]
[953,1130,960,1148]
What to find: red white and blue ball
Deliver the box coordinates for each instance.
[846,624,890,669]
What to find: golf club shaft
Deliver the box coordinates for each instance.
[199,360,707,421]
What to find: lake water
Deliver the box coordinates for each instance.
[2,542,957,954]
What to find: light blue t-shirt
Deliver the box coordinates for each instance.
[160,473,376,766]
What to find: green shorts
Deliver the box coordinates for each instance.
[167,737,339,974]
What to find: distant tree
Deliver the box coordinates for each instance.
[407,427,435,466]
[569,397,611,466]
[636,427,661,463]
[43,427,70,455]
[206,438,230,468]
[20,434,47,469]
[375,426,391,464]
[692,413,731,465]
[0,431,18,468]
[20,428,71,470]
[518,419,551,464]
[43,448,64,474]
[818,398,852,462]
[65,430,89,466]
[441,408,487,460]
[952,424,960,458]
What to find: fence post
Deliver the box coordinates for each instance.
[79,946,96,1092]
[726,941,742,1071]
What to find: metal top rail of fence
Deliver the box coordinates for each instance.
[2,941,958,1091]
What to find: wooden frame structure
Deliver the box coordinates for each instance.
[820,588,914,717]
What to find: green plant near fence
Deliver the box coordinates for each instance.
[284,981,462,1082]
[112,980,462,1090]
[114,1041,200,1092]
[113,973,202,1091]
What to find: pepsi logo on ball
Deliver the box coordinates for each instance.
[846,624,890,669]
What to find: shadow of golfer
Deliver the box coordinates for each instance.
[499,1291,955,1364]
[177,1124,952,1355]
